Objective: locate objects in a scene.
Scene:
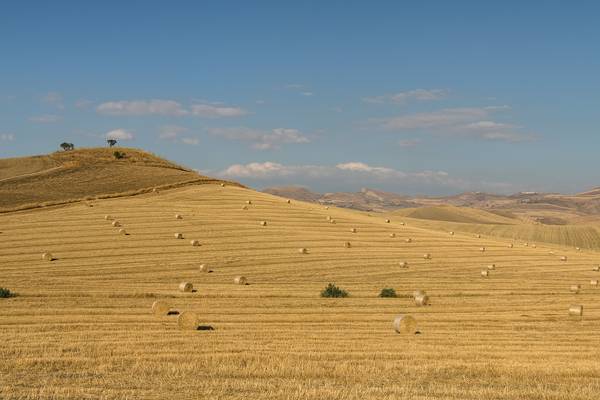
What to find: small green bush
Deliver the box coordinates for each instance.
[379,288,397,298]
[0,287,15,298]
[113,151,125,159]
[320,283,349,298]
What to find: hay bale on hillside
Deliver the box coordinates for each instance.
[260,221,267,226]
[286,199,291,204]
[414,294,429,306]
[246,200,252,205]
[220,183,225,187]
[591,280,598,286]
[152,188,159,193]
[325,206,329,210]
[449,231,454,236]
[405,238,412,243]
[398,261,408,268]
[569,305,583,317]
[234,276,248,285]
[481,270,489,277]
[570,284,581,294]
[112,221,121,227]
[42,252,54,261]
[199,264,209,273]
[242,205,248,210]
[561,256,568,262]
[174,233,184,239]
[190,240,200,247]
[393,315,417,334]
[508,243,514,248]
[423,253,431,260]
[413,290,426,298]
[118,228,128,235]
[104,215,113,221]
[179,282,193,292]
[389,233,396,238]
[487,264,496,270]
[385,219,391,223]
[532,244,537,248]
[576,247,582,252]
[351,228,357,233]
[177,311,199,330]
[151,300,170,316]
[400,222,405,226]
[479,247,486,252]
[344,242,351,248]
[476,234,481,238]
[326,216,332,221]
[175,214,183,220]
[330,219,336,224]
[298,248,308,254]
[593,266,600,272]
[524,243,529,247]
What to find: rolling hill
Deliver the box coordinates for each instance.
[0,147,237,212]
[2,173,600,399]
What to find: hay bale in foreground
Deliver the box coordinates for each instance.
[487,264,496,270]
[42,252,54,261]
[476,234,481,238]
[423,253,431,260]
[118,228,127,235]
[260,221,267,226]
[449,231,454,235]
[179,282,193,292]
[561,256,568,262]
[481,270,489,277]
[593,266,600,272]
[175,214,183,220]
[413,290,426,298]
[570,284,581,294]
[152,188,159,193]
[389,233,396,238]
[351,228,357,233]
[246,200,252,205]
[298,248,308,254]
[508,243,514,248]
[174,233,184,239]
[190,240,200,246]
[177,311,199,330]
[286,199,291,204]
[104,215,113,221]
[393,315,417,334]
[569,305,583,317]
[151,300,170,316]
[400,222,405,226]
[398,261,408,268]
[329,219,336,224]
[385,219,391,223]
[591,280,598,286]
[242,205,248,210]
[199,264,209,273]
[234,276,248,285]
[576,247,581,251]
[112,221,121,227]
[220,183,225,187]
[479,247,486,252]
[405,238,412,243]
[414,294,429,306]
[344,241,351,248]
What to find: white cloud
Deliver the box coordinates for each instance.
[374,106,534,142]
[363,89,448,104]
[97,99,187,116]
[42,92,64,109]
[106,129,134,140]
[158,125,199,145]
[207,127,309,150]
[29,114,62,123]
[1,133,15,141]
[189,103,248,118]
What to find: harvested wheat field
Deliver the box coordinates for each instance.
[1,184,600,399]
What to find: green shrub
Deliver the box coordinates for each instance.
[113,151,125,159]
[320,283,349,298]
[0,288,15,298]
[379,288,397,298]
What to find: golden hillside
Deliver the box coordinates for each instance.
[0,147,236,212]
[1,184,600,399]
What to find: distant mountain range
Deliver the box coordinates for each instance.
[263,186,600,223]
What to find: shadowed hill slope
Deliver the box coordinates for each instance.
[0,147,238,212]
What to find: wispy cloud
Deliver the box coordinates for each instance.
[96,99,248,118]
[74,99,93,109]
[207,127,310,150]
[29,114,62,123]
[106,128,134,140]
[1,133,15,141]
[373,106,535,142]
[363,89,448,104]
[398,138,420,148]
[42,92,64,109]
[158,125,200,145]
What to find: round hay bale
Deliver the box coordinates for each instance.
[570,284,581,294]
[487,264,496,270]
[405,238,412,243]
[479,247,486,252]
[118,228,127,235]
[449,231,454,236]
[174,233,183,239]
[326,216,332,221]
[532,244,537,248]
[481,270,489,277]
[590,279,598,286]
[393,314,417,334]
[576,247,581,251]
[242,205,248,210]
[220,183,225,187]
[415,294,429,306]
[42,252,53,261]
[350,228,357,233]
[476,234,481,238]
[423,253,431,260]
[112,221,121,227]
[508,243,514,248]
[593,266,600,272]
[179,282,193,292]
[560,256,568,262]
[190,240,200,246]
[344,241,351,248]
[330,219,336,224]
[400,222,405,226]
[175,214,183,220]
[398,261,408,268]
[413,289,426,298]
[246,200,252,205]
[199,264,209,273]
[569,304,583,317]
[151,300,170,316]
[260,221,267,226]
[389,233,396,238]
[325,206,329,210]
[385,219,391,223]
[177,311,199,330]
[234,276,247,285]
[286,199,291,204]
[298,248,308,254]
[104,215,113,220]
[152,187,159,193]
[524,243,529,247]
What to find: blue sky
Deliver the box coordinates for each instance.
[1,1,599,195]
